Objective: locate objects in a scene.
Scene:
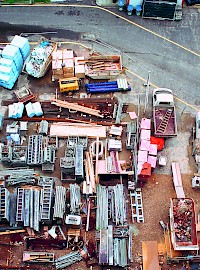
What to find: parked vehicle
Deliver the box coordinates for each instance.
[24,38,57,78]
[169,198,198,251]
[191,112,200,187]
[59,77,79,94]
[153,88,177,137]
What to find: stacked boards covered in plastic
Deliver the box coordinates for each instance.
[0,35,30,90]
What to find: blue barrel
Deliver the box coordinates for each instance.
[136,5,142,16]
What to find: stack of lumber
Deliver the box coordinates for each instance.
[51,99,104,118]
[50,122,107,138]
[86,60,119,71]
[83,150,96,194]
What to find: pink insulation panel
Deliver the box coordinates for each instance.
[138,150,148,162]
[140,118,151,130]
[148,155,157,168]
[140,140,150,151]
[140,129,151,141]
[149,144,158,156]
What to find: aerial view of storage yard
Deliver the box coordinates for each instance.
[0,1,199,270]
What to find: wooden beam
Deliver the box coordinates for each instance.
[0,229,26,235]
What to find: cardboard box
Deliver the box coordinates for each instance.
[63,50,74,59]
[52,50,63,60]
[75,65,85,78]
[52,60,62,70]
[63,67,74,74]
[63,59,74,68]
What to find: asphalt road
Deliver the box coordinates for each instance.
[0,5,199,107]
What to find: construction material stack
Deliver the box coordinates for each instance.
[74,56,85,79]
[85,55,122,80]
[52,49,75,81]
[137,118,152,182]
[0,35,30,89]
[85,78,131,94]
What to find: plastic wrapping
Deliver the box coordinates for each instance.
[25,102,35,118]
[32,102,43,116]
[11,35,30,61]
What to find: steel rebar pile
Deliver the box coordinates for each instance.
[96,185,108,230]
[70,184,81,214]
[53,186,66,219]
[55,251,82,269]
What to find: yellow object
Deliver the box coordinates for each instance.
[59,77,79,93]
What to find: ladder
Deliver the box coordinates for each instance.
[0,187,6,221]
[0,187,10,221]
[156,109,173,134]
[40,187,52,222]
[130,188,144,223]
[16,188,25,222]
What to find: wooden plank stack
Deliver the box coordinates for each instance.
[51,98,104,118]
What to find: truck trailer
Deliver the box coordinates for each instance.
[169,198,198,251]
[153,88,177,138]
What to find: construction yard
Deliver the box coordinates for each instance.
[0,34,200,270]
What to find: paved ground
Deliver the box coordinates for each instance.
[0,4,199,106]
[0,4,199,269]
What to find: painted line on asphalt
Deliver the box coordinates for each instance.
[0,16,198,112]
[125,68,200,112]
[2,4,200,58]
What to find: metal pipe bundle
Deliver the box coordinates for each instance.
[70,184,81,214]
[55,251,82,269]
[53,186,66,219]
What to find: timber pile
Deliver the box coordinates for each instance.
[50,122,107,138]
[51,99,104,118]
